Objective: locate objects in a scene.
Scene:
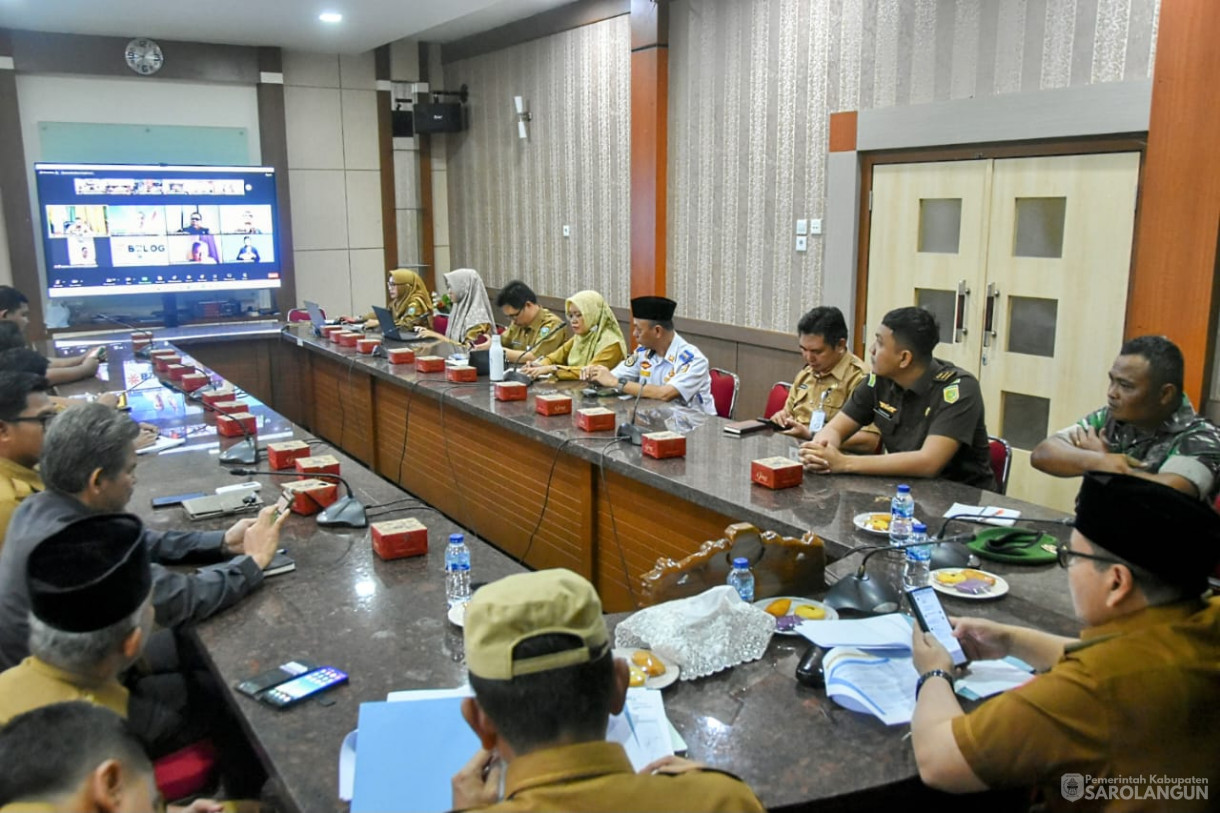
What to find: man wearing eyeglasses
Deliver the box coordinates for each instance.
[0,372,54,553]
[478,280,567,363]
[908,472,1220,808]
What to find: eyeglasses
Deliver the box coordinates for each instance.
[8,413,56,430]
[1055,542,1123,569]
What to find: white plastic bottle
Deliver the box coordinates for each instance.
[489,333,505,382]
[444,533,472,607]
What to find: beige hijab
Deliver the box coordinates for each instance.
[388,269,431,324]
[444,268,495,341]
[565,290,627,367]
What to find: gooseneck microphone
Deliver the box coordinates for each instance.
[823,532,977,615]
[228,468,367,528]
[503,330,557,386]
[160,376,258,465]
[616,365,651,446]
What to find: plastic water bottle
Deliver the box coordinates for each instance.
[903,521,932,591]
[489,333,505,382]
[444,533,471,607]
[727,557,755,602]
[889,484,914,547]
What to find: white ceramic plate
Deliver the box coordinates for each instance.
[753,596,839,635]
[447,603,467,627]
[613,648,679,690]
[852,512,893,536]
[929,568,1009,600]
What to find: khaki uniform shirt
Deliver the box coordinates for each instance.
[501,308,568,360]
[0,458,43,555]
[952,598,1220,811]
[841,358,996,489]
[542,338,625,381]
[464,741,765,813]
[0,656,129,725]
[1056,395,1220,502]
[784,352,880,437]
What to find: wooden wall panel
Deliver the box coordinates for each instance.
[181,340,272,405]
[629,1,668,299]
[307,355,375,465]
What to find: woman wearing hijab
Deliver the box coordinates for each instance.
[523,290,627,380]
[345,269,433,331]
[414,268,494,347]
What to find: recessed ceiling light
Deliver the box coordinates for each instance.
[319,11,343,23]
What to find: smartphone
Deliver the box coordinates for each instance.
[113,392,131,411]
[235,658,320,698]
[272,494,291,520]
[258,666,349,708]
[906,585,968,667]
[151,491,207,508]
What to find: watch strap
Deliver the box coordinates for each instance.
[916,668,955,699]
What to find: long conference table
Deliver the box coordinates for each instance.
[55,322,1079,812]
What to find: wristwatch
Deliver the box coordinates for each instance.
[916,668,955,698]
[617,376,631,393]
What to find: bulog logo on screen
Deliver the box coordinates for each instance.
[128,244,167,253]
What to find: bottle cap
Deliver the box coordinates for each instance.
[448,533,464,544]
[897,484,911,493]
[732,557,749,568]
[912,522,927,533]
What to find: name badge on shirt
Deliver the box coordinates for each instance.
[809,408,826,432]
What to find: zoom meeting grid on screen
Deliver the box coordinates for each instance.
[35,163,282,297]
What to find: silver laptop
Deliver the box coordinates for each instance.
[304,300,328,336]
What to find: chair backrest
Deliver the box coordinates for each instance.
[709,368,739,419]
[763,381,792,419]
[638,522,826,607]
[432,314,449,335]
[988,436,1012,494]
[154,739,217,801]
[287,307,322,323]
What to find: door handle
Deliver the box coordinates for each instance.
[953,280,970,343]
[982,283,1000,348]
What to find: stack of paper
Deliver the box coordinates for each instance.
[944,502,1021,526]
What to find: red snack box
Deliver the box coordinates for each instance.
[446,365,477,383]
[201,387,237,407]
[180,372,209,392]
[357,338,382,354]
[535,394,573,416]
[416,355,445,373]
[642,431,687,460]
[295,454,341,479]
[216,412,257,438]
[750,456,804,490]
[149,349,177,360]
[337,331,361,348]
[267,440,312,470]
[130,331,153,351]
[320,324,345,340]
[166,364,195,381]
[153,354,181,373]
[281,479,338,516]
[386,347,415,365]
[494,381,528,401]
[371,518,429,561]
[576,407,616,432]
[210,399,248,416]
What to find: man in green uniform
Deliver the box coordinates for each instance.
[799,306,995,489]
[450,569,765,812]
[910,473,1220,810]
[482,280,567,363]
[770,306,880,450]
[1031,335,1220,502]
[0,372,53,553]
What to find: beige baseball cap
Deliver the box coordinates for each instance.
[464,569,609,681]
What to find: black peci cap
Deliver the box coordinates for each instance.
[630,296,677,323]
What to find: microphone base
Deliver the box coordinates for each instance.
[218,441,259,466]
[616,423,646,446]
[823,574,900,616]
[931,541,975,570]
[502,370,534,386]
[316,497,368,528]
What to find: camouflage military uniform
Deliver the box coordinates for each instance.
[1056,396,1220,502]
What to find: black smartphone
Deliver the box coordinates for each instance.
[151,492,208,508]
[907,586,968,667]
[235,658,320,698]
[258,666,349,708]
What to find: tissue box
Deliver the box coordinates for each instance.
[535,394,573,416]
[267,440,311,470]
[337,332,361,348]
[494,381,528,401]
[130,331,153,351]
[153,355,181,373]
[210,399,247,416]
[446,365,477,383]
[295,454,340,479]
[281,479,338,516]
[415,355,444,373]
[750,457,804,490]
[371,518,429,560]
[201,387,237,406]
[642,431,686,460]
[180,373,209,392]
[216,412,257,438]
[385,347,415,365]
[357,338,381,354]
[166,364,194,381]
[576,408,616,432]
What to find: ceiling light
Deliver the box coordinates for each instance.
[319,12,343,23]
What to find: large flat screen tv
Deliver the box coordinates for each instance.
[34,163,283,298]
